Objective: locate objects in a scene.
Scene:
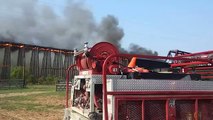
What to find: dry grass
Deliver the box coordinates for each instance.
[0,85,66,120]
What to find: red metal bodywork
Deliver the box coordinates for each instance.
[114,96,213,120]
[65,42,213,120]
[102,53,213,120]
[170,50,213,80]
[65,64,76,108]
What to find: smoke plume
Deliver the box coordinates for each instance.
[128,44,158,55]
[0,0,122,49]
[0,0,157,55]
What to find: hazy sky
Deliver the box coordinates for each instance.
[39,0,213,55]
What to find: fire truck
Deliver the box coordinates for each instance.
[64,42,213,120]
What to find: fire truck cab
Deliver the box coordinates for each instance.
[64,42,213,120]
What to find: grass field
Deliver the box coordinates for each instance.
[0,85,66,120]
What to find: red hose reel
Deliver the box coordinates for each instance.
[76,42,120,74]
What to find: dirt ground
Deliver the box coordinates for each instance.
[0,91,47,98]
[0,109,63,120]
[0,85,66,120]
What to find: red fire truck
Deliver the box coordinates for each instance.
[64,42,213,120]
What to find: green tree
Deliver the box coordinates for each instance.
[10,66,24,79]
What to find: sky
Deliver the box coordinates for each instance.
[35,0,213,55]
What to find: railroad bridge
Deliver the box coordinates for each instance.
[0,41,75,88]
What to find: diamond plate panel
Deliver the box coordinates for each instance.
[198,100,213,120]
[144,100,166,120]
[118,100,142,120]
[176,100,195,120]
[107,79,213,91]
[91,75,126,84]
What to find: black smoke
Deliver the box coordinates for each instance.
[128,44,158,55]
[0,0,123,49]
[0,0,157,55]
